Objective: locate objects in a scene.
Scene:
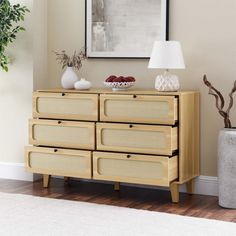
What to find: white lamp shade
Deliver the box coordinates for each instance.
[148,41,185,69]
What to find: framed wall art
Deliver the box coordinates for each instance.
[86,0,169,58]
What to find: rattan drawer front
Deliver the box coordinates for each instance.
[97,123,178,155]
[29,119,95,150]
[25,146,92,178]
[33,92,98,121]
[93,152,178,187]
[100,94,178,125]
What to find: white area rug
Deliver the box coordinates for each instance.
[0,192,235,236]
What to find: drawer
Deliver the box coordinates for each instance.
[100,94,178,125]
[93,152,178,187]
[33,92,98,121]
[25,146,92,178]
[96,123,178,155]
[29,119,95,150]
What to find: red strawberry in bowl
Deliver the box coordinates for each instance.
[113,76,125,83]
[125,76,136,82]
[104,75,135,91]
[105,75,117,82]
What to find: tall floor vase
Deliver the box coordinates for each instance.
[218,129,236,208]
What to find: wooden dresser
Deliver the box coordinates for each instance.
[25,89,200,203]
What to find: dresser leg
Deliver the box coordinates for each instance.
[186,179,195,194]
[64,177,70,183]
[114,182,120,191]
[170,183,179,203]
[43,174,51,188]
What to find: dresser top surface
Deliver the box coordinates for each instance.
[36,88,199,96]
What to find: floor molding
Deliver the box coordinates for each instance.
[122,175,218,197]
[0,162,40,181]
[0,162,218,196]
[61,175,219,197]
[180,176,218,196]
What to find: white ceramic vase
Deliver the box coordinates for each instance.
[61,66,78,89]
[218,128,236,208]
[74,78,92,90]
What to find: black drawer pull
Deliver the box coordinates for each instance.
[58,121,62,124]
[133,95,137,98]
[54,149,58,153]
[129,124,133,128]
[127,155,131,158]
[62,93,66,96]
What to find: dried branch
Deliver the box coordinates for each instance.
[203,75,225,109]
[203,75,236,128]
[53,47,87,71]
[226,80,236,115]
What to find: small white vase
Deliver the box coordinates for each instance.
[61,66,78,89]
[74,78,92,90]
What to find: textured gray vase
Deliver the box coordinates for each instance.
[218,129,236,208]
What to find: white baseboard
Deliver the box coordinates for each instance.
[56,175,219,197]
[121,175,218,197]
[0,162,40,181]
[179,176,218,196]
[0,162,219,196]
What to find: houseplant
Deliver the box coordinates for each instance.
[203,75,236,208]
[0,0,29,72]
[54,49,87,89]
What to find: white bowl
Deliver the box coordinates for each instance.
[104,82,135,91]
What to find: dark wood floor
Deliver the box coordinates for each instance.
[1,178,236,223]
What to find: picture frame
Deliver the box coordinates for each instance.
[86,0,169,59]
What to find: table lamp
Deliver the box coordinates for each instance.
[148,41,185,91]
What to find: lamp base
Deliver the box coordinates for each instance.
[155,72,180,92]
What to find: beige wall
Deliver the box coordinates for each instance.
[0,0,33,163]
[0,0,48,165]
[33,0,48,90]
[47,0,236,177]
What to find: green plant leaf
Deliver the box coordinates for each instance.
[0,0,30,72]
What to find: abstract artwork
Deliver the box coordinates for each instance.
[86,0,169,58]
